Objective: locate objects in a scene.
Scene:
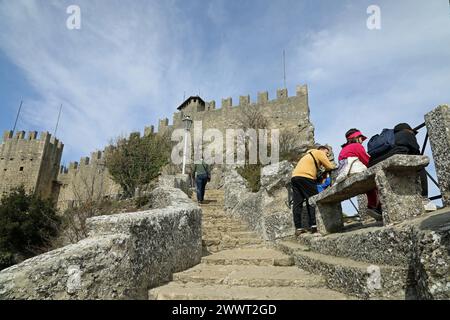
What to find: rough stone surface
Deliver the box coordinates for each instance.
[310,155,429,234]
[260,161,293,195]
[199,190,264,254]
[224,161,295,240]
[275,240,408,299]
[425,105,450,206]
[157,174,192,197]
[0,187,202,300]
[274,208,450,299]
[0,131,63,201]
[206,166,225,190]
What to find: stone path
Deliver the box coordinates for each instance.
[149,189,349,300]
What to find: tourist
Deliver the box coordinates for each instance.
[291,145,336,235]
[192,158,211,204]
[336,128,370,183]
[337,128,382,221]
[317,172,332,193]
[369,123,436,211]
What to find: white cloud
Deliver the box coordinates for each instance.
[0,0,204,160]
[291,0,450,151]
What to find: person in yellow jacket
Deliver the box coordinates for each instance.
[291,145,336,235]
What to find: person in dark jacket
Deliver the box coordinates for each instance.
[369,123,435,213]
[192,158,210,204]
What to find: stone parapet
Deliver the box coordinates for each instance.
[0,187,202,299]
[425,105,450,207]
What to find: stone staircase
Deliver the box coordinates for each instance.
[148,189,349,300]
[273,239,409,300]
[200,190,264,253]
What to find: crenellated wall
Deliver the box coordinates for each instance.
[156,85,315,149]
[0,130,63,200]
[57,150,121,211]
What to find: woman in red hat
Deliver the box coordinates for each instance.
[338,128,382,221]
[338,128,370,167]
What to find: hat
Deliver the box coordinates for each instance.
[345,129,367,142]
[314,143,329,150]
[394,123,416,134]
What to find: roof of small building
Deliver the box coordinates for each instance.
[177,96,206,111]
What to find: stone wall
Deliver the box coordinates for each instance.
[224,161,295,240]
[159,85,315,150]
[0,131,63,200]
[56,151,121,211]
[0,187,202,300]
[425,105,450,207]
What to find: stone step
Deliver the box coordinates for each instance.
[202,237,263,248]
[204,243,267,254]
[289,223,411,267]
[173,264,326,288]
[202,231,259,239]
[202,223,249,230]
[275,240,410,299]
[201,248,294,266]
[148,282,350,300]
[202,217,240,223]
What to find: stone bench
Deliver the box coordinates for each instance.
[310,155,430,235]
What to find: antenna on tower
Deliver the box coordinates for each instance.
[54,104,63,137]
[12,100,23,132]
[283,50,287,89]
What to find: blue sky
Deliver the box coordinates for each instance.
[1,0,449,208]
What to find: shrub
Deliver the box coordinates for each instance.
[105,131,172,198]
[0,187,61,270]
[237,164,262,193]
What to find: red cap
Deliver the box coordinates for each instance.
[347,131,367,141]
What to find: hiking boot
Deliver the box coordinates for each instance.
[423,198,437,212]
[309,225,318,234]
[366,208,383,221]
[295,228,307,236]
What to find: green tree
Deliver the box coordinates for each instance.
[105,132,172,197]
[0,187,61,270]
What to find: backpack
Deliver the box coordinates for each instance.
[367,129,396,157]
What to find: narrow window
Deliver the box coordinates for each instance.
[19,167,24,171]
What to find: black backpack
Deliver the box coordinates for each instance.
[367,129,396,157]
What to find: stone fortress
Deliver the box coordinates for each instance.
[0,85,315,210]
[0,81,449,299]
[0,130,63,200]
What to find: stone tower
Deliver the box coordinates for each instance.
[0,130,64,200]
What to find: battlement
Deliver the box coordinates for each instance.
[157,118,174,133]
[59,150,106,176]
[211,85,308,109]
[144,125,155,136]
[153,84,310,134]
[1,130,63,149]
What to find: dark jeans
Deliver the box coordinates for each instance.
[196,174,208,202]
[291,176,318,229]
[419,168,428,197]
